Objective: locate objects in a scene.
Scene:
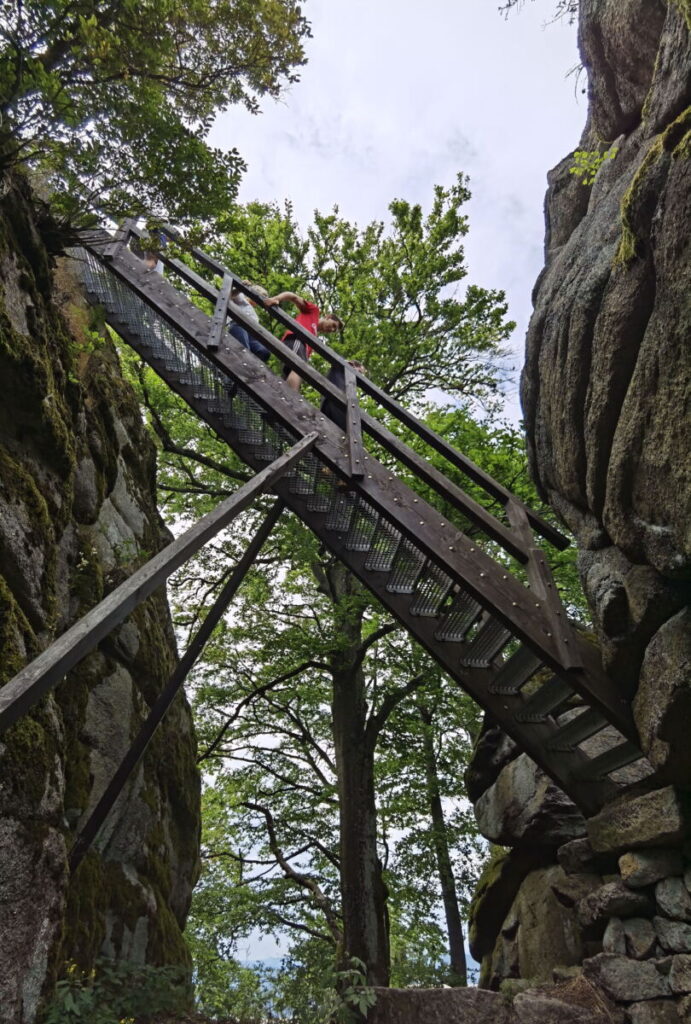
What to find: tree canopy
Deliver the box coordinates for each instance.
[206,176,513,406]
[0,0,311,220]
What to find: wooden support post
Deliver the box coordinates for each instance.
[208,272,234,351]
[68,499,286,872]
[344,364,365,478]
[0,435,317,735]
[102,218,138,261]
[506,499,582,670]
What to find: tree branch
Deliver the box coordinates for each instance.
[243,801,342,945]
[196,660,330,763]
[365,674,427,749]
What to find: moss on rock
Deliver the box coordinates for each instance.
[615,106,691,265]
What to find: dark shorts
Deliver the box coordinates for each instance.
[281,334,308,378]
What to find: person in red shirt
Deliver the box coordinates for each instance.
[266,290,343,391]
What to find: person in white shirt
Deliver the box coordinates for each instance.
[227,281,270,362]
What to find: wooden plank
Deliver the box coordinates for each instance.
[68,500,285,872]
[506,499,582,669]
[0,437,316,734]
[344,364,365,478]
[208,272,233,351]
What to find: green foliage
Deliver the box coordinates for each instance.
[317,957,377,1023]
[569,147,619,186]
[206,176,515,407]
[0,0,311,222]
[40,959,190,1024]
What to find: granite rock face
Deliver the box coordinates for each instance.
[467,1,691,1005]
[521,0,691,776]
[367,978,623,1024]
[474,753,586,848]
[0,175,200,1022]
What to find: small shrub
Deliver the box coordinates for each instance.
[317,956,377,1023]
[41,959,191,1024]
[569,146,618,185]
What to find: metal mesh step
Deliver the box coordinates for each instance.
[386,539,426,594]
[515,675,575,723]
[584,741,645,781]
[324,492,357,533]
[306,470,339,512]
[288,453,319,496]
[547,708,609,752]
[435,591,482,641]
[364,519,402,572]
[459,617,512,668]
[410,563,453,616]
[489,646,543,696]
[345,500,379,552]
[237,404,264,445]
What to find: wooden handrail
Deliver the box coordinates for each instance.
[80,236,531,564]
[83,222,569,551]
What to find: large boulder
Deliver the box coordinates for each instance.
[475,753,586,848]
[587,787,691,854]
[634,607,691,782]
[482,866,599,990]
[469,847,553,961]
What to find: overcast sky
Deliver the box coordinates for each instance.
[208,0,584,962]
[210,0,585,421]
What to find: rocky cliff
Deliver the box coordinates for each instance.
[0,173,201,1022]
[522,0,690,757]
[468,0,690,1015]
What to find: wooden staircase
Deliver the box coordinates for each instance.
[64,226,651,816]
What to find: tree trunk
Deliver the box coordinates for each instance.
[328,565,390,987]
[420,707,467,986]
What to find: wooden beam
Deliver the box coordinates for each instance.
[344,364,365,478]
[0,436,316,734]
[68,500,285,872]
[506,499,582,670]
[208,272,233,351]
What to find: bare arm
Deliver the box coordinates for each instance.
[266,290,310,312]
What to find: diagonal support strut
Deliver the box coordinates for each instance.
[0,435,317,735]
[68,499,286,872]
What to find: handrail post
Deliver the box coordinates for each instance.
[505,499,582,670]
[208,272,235,351]
[102,218,138,261]
[344,364,365,478]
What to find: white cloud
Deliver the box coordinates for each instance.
[209,0,586,418]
